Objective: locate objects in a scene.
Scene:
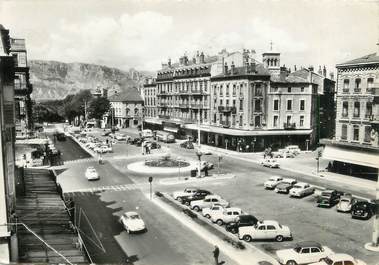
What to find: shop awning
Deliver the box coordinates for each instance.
[184,124,312,137]
[323,144,379,169]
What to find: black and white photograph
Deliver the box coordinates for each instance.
[0,0,378,264]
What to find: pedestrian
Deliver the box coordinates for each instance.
[213,245,220,265]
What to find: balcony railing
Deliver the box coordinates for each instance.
[354,88,361,93]
[179,103,190,108]
[191,103,203,109]
[255,91,263,97]
[179,89,190,94]
[221,121,231,128]
[342,88,349,93]
[191,89,204,95]
[158,115,170,120]
[218,106,237,114]
[283,122,296,129]
[159,103,168,108]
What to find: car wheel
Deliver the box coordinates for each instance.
[216,219,223,226]
[230,228,238,234]
[193,206,200,212]
[275,235,284,242]
[177,197,183,203]
[286,260,297,265]
[185,201,190,206]
[243,235,252,242]
[205,214,211,219]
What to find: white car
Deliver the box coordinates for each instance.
[264,176,284,189]
[115,133,128,141]
[172,187,199,200]
[197,145,212,155]
[119,212,146,233]
[95,145,112,153]
[276,241,334,265]
[238,220,291,242]
[210,207,243,226]
[285,145,301,155]
[336,194,356,213]
[190,195,229,211]
[262,159,280,168]
[202,204,227,219]
[309,253,366,265]
[200,161,214,170]
[289,182,315,198]
[274,178,297,194]
[85,167,99,180]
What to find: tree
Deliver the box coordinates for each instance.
[88,97,111,120]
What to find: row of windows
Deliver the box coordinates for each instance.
[145,97,156,106]
[157,81,209,93]
[342,77,374,92]
[158,110,208,122]
[340,124,372,143]
[113,107,140,116]
[272,115,305,128]
[341,101,372,118]
[273,99,305,111]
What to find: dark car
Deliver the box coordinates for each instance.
[179,190,212,205]
[56,133,66,141]
[225,214,259,234]
[150,142,161,149]
[180,141,194,149]
[317,190,341,208]
[351,200,376,220]
[131,138,143,146]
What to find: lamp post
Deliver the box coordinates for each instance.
[306,139,310,152]
[178,157,182,178]
[316,149,322,174]
[196,150,203,178]
[252,137,257,153]
[217,154,222,175]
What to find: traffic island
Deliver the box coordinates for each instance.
[158,173,236,185]
[364,242,379,252]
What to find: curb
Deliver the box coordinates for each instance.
[159,173,236,185]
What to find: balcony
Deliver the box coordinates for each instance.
[369,115,379,124]
[191,103,203,109]
[342,88,349,93]
[159,103,168,108]
[157,91,168,96]
[255,91,263,97]
[218,106,237,114]
[353,88,361,93]
[283,122,296,129]
[179,103,190,108]
[158,115,170,120]
[254,108,263,113]
[221,121,231,128]
[178,89,190,95]
[191,89,204,95]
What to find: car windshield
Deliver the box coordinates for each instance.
[129,214,140,219]
[321,257,333,265]
[321,192,332,197]
[269,177,278,181]
[293,185,302,189]
[340,199,350,203]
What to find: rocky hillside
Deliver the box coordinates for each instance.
[29,60,152,100]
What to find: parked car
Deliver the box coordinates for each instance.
[285,145,301,155]
[179,190,212,205]
[336,194,356,213]
[180,141,194,149]
[210,207,243,226]
[197,145,212,155]
[274,151,295,158]
[238,220,292,242]
[317,190,341,208]
[276,241,334,265]
[190,195,229,211]
[225,214,259,234]
[310,253,367,265]
[119,211,146,233]
[351,200,375,220]
[156,130,175,143]
[262,159,280,168]
[202,204,227,219]
[264,176,284,189]
[275,178,297,194]
[131,137,143,146]
[115,133,128,141]
[85,166,99,180]
[172,187,199,200]
[289,182,315,198]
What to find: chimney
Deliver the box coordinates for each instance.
[168,58,171,67]
[323,65,327,77]
[192,57,196,64]
[196,51,200,63]
[200,52,205,64]
[294,65,297,71]
[250,62,256,73]
[179,57,184,65]
[224,62,228,74]
[231,61,235,75]
[318,65,322,75]
[280,66,289,79]
[308,66,314,72]
[184,55,189,65]
[329,72,334,80]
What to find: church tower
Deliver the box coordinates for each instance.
[262,41,280,75]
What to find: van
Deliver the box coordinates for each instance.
[156,130,175,143]
[142,129,153,138]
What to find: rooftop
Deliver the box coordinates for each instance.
[337,53,379,67]
[212,64,270,79]
[108,87,143,102]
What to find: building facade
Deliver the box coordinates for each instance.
[323,51,379,179]
[144,48,335,151]
[105,88,144,128]
[0,24,17,263]
[10,38,33,139]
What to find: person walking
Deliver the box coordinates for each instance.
[213,245,220,265]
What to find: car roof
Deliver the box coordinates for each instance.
[270,176,282,179]
[282,178,296,182]
[259,220,279,226]
[226,207,242,212]
[294,182,308,186]
[295,241,322,248]
[124,211,139,216]
[328,253,354,261]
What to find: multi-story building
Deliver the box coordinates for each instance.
[105,87,144,128]
[10,38,33,139]
[323,51,379,179]
[0,24,17,264]
[145,48,335,151]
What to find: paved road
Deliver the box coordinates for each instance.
[56,148,236,265]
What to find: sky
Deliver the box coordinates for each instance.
[1,0,378,74]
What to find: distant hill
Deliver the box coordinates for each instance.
[29,60,153,101]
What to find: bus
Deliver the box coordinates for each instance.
[156,130,175,143]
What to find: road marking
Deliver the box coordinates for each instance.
[64,183,148,194]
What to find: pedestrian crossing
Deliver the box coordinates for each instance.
[64,183,149,196]
[64,157,97,164]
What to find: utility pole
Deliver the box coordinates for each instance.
[198,108,201,148]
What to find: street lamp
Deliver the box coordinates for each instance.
[178,156,182,178]
[252,137,257,153]
[306,139,310,151]
[196,150,203,178]
[217,154,222,175]
[316,149,322,174]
